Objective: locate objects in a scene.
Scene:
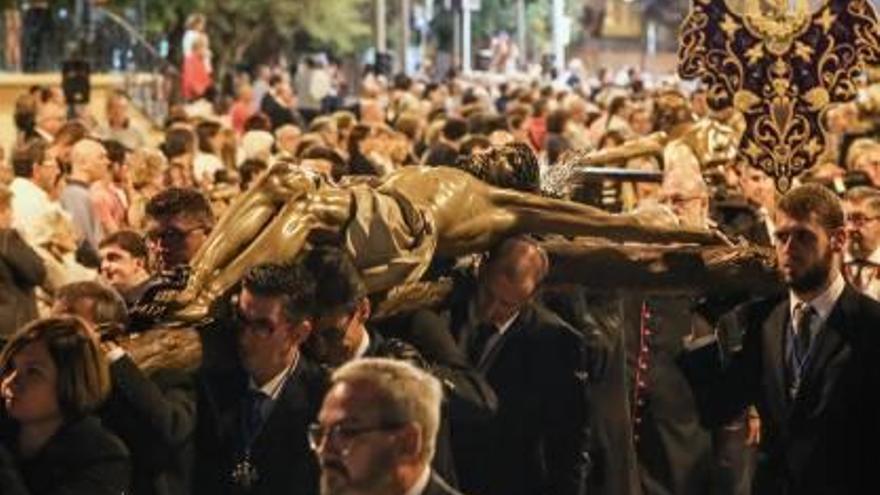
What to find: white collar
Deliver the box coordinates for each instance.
[468,299,519,336]
[10,177,48,196]
[871,248,880,265]
[403,467,432,495]
[847,247,880,265]
[353,329,371,360]
[495,311,520,336]
[249,353,298,401]
[789,272,846,325]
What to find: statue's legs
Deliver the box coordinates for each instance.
[177,170,311,307]
[175,201,317,321]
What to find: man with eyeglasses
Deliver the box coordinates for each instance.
[312,358,467,495]
[193,261,327,495]
[144,187,214,273]
[843,186,880,300]
[8,139,62,242]
[301,245,498,486]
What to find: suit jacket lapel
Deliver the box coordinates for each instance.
[208,370,248,453]
[793,287,855,411]
[762,300,790,417]
[479,306,531,372]
[251,362,311,458]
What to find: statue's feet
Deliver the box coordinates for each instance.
[172,299,210,323]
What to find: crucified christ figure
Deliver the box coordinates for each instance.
[171,143,724,321]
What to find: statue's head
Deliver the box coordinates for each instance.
[456,141,541,193]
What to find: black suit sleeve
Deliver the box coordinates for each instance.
[108,355,197,449]
[539,321,591,495]
[404,309,499,421]
[678,304,763,428]
[0,229,45,288]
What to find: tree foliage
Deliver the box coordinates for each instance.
[110,0,371,62]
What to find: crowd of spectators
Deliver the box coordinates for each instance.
[1,51,880,495]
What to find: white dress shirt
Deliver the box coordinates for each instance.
[788,271,846,339]
[403,467,432,495]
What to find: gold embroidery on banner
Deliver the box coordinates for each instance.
[678,0,880,191]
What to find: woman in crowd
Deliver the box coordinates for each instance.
[0,316,130,494]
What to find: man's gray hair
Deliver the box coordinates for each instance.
[331,358,443,464]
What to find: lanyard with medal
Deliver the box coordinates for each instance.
[232,360,296,489]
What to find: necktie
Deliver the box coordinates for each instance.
[793,303,815,361]
[468,323,497,365]
[244,390,269,445]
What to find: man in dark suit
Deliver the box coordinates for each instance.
[301,246,498,485]
[194,261,326,495]
[312,357,468,495]
[445,236,591,495]
[680,184,880,494]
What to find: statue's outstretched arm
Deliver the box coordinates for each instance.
[491,188,722,245]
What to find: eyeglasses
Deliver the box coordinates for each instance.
[307,421,406,455]
[844,213,880,227]
[145,225,208,246]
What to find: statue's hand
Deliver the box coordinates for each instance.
[129,267,193,329]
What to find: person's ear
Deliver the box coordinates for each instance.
[395,422,423,462]
[357,297,371,323]
[829,227,846,253]
[292,319,313,345]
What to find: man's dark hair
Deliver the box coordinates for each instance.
[269,75,283,87]
[14,94,36,134]
[442,118,468,142]
[145,187,213,223]
[422,82,440,99]
[54,121,89,148]
[102,139,130,166]
[239,158,268,191]
[303,246,366,317]
[546,109,568,134]
[241,261,316,324]
[99,230,148,261]
[607,96,628,117]
[393,73,412,91]
[301,146,349,181]
[777,183,845,232]
[12,138,49,178]
[196,121,222,154]
[244,113,272,132]
[56,281,129,330]
[161,128,196,160]
[461,89,479,106]
[454,141,541,193]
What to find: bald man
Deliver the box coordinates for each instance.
[61,138,110,254]
[442,236,591,495]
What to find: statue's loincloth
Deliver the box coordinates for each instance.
[344,185,437,293]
